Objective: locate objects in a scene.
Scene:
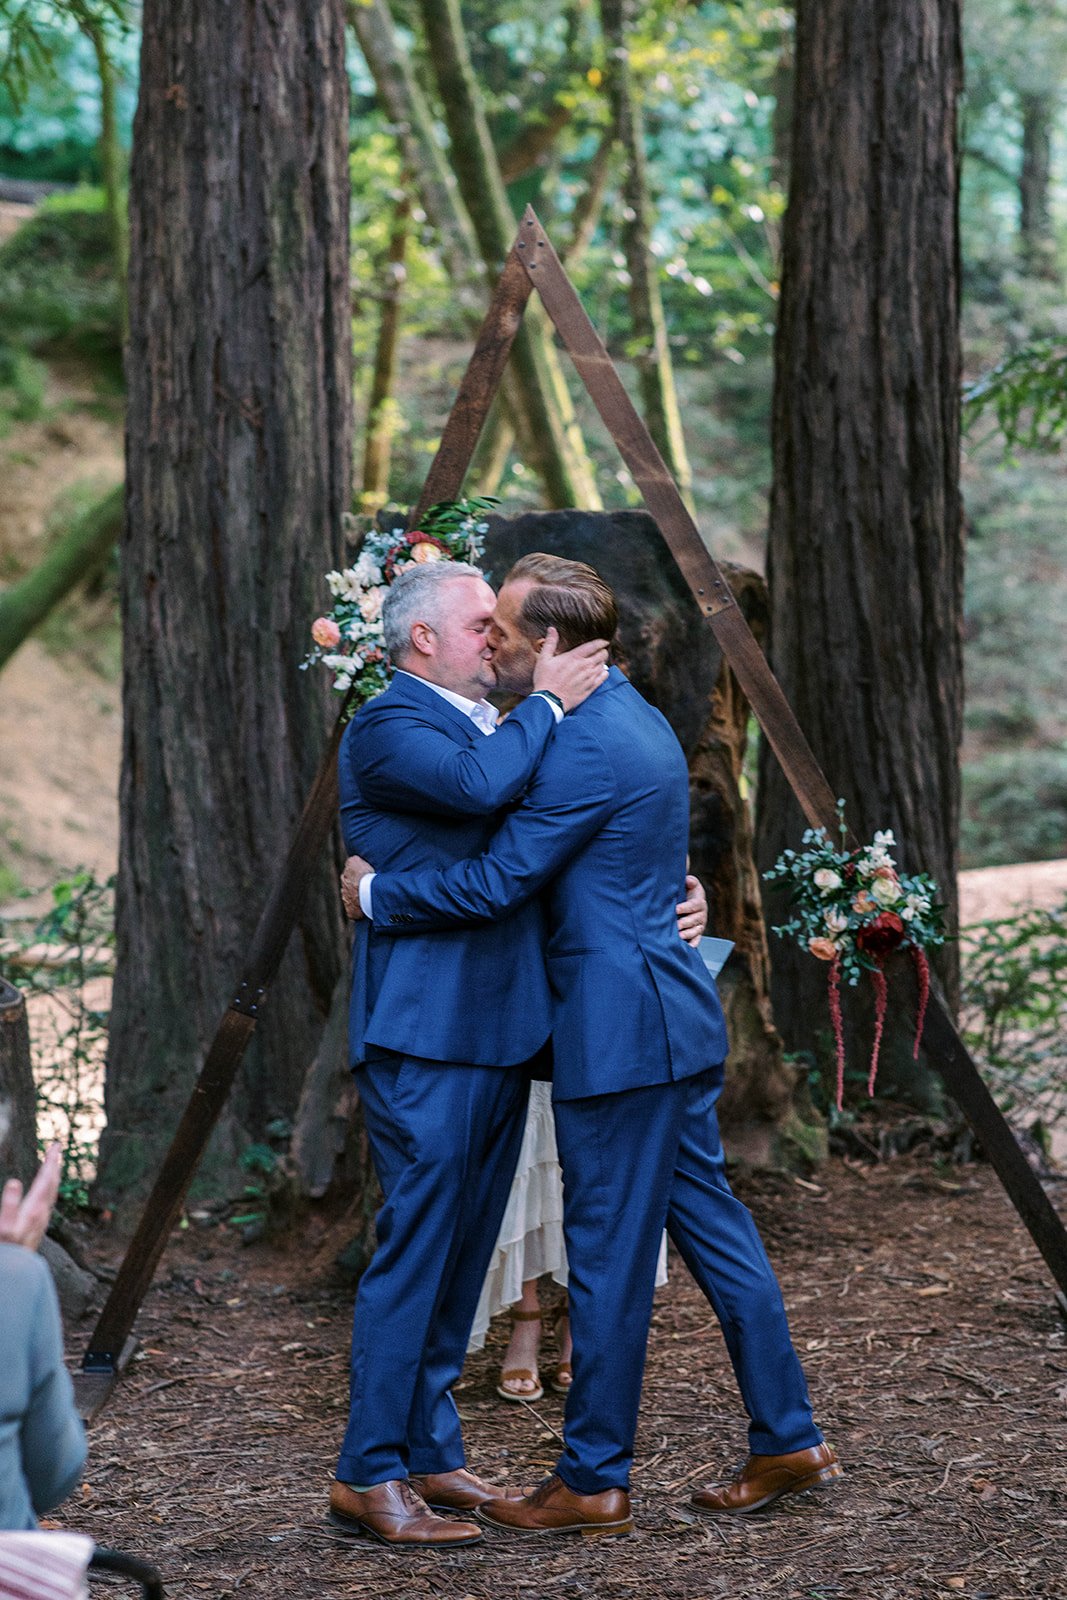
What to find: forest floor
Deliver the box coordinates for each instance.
[55,1129,1067,1600]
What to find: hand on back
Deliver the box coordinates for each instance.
[533,628,609,712]
[676,874,708,947]
[341,855,374,920]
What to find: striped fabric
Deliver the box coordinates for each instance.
[0,1533,92,1600]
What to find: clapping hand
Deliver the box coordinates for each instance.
[0,1141,62,1253]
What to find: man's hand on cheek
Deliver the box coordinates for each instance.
[533,626,610,712]
[341,855,375,920]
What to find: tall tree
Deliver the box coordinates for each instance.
[416,0,602,510]
[599,0,694,510]
[1019,89,1057,276]
[98,0,352,1196]
[756,0,964,1104]
[346,0,522,493]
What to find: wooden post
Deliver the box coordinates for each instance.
[0,978,37,1186]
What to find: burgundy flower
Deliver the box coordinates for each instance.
[856,911,905,959]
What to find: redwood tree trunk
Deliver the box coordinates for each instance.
[1019,91,1057,279]
[755,0,964,1106]
[99,0,352,1198]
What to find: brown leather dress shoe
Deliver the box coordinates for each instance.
[409,1467,524,1512]
[478,1473,633,1538]
[328,1478,483,1547]
[690,1442,843,1515]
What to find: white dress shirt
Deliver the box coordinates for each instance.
[357,672,562,918]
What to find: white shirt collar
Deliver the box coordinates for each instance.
[395,669,499,731]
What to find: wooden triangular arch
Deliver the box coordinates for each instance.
[74,208,1067,1419]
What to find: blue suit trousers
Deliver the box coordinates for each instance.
[336,1053,529,1486]
[553,1069,822,1493]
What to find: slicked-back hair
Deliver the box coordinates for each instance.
[381,560,485,662]
[505,552,618,652]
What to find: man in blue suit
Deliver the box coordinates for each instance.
[328,559,612,1549]
[347,553,841,1537]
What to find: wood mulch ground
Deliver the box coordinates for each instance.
[56,1128,1067,1600]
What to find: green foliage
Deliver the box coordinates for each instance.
[960,897,1067,1129]
[964,341,1067,452]
[962,750,1067,867]
[0,188,122,370]
[0,343,45,430]
[0,869,113,1212]
[960,456,1067,867]
[0,0,128,108]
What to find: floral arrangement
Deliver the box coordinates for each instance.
[764,804,947,1111]
[301,497,495,704]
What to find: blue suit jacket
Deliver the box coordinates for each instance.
[339,671,556,1068]
[370,667,729,1100]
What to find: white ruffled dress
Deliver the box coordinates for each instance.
[468,1079,668,1350]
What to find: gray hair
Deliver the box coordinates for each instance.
[382,560,485,662]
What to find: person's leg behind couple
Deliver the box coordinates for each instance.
[336,1051,529,1490]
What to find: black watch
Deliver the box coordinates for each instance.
[536,690,566,715]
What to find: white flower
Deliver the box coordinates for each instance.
[873,830,896,849]
[321,654,351,672]
[901,892,929,922]
[359,587,384,623]
[354,552,384,587]
[824,907,849,934]
[813,868,842,893]
[871,876,900,906]
[325,570,347,597]
[333,673,353,691]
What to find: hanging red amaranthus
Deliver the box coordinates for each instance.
[765,806,947,1112]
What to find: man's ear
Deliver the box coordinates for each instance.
[532,635,546,654]
[409,620,435,657]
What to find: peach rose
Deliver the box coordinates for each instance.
[852,891,875,915]
[311,616,341,648]
[410,541,445,563]
[808,936,840,961]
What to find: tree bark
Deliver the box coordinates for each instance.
[599,0,694,511]
[0,483,122,675]
[359,192,410,512]
[416,0,602,510]
[756,0,964,1107]
[1019,91,1057,279]
[99,0,352,1199]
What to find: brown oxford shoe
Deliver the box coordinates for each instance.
[690,1442,843,1515]
[478,1473,633,1538]
[409,1466,524,1512]
[328,1478,483,1547]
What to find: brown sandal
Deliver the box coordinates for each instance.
[551,1309,573,1395]
[496,1308,544,1403]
